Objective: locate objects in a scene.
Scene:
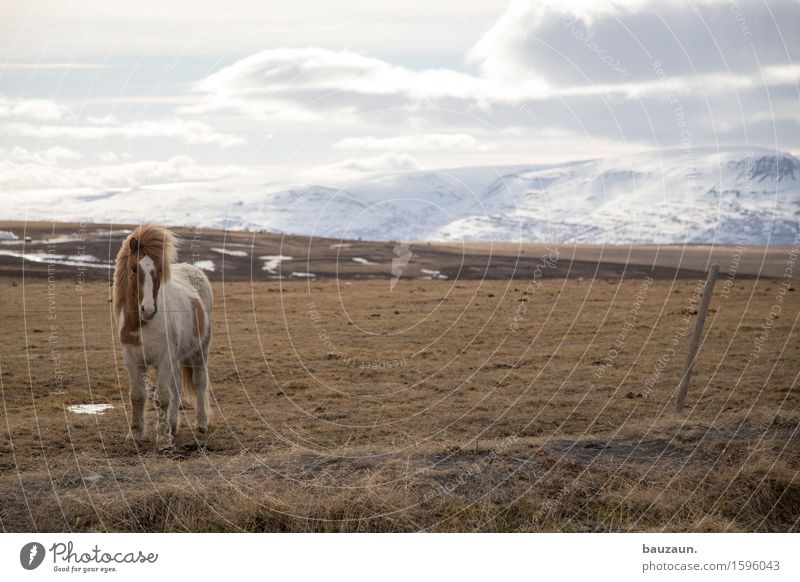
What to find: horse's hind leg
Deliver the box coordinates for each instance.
[193,367,209,435]
[190,347,210,435]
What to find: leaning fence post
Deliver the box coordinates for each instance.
[674,263,719,412]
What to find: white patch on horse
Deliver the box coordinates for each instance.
[139,255,156,318]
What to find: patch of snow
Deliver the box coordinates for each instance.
[67,254,99,262]
[43,235,84,244]
[0,230,18,241]
[0,250,111,269]
[211,247,248,257]
[67,403,114,415]
[193,260,215,272]
[260,254,292,273]
[352,257,376,265]
[291,272,316,278]
[421,268,448,280]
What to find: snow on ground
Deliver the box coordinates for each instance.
[211,247,248,257]
[260,255,292,273]
[0,250,112,269]
[421,268,448,280]
[67,404,114,415]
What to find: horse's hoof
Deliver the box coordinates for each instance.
[127,428,144,448]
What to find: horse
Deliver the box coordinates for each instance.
[113,224,213,448]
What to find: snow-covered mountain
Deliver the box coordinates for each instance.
[5,147,799,245]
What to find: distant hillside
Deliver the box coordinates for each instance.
[5,147,799,245]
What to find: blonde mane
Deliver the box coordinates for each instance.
[113,224,179,318]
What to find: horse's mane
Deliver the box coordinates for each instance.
[113,224,179,317]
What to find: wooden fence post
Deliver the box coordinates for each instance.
[674,263,719,412]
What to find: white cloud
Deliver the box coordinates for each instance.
[333,133,489,152]
[182,0,800,154]
[11,100,69,121]
[468,0,800,86]
[95,151,134,163]
[0,155,250,190]
[0,95,69,120]
[299,152,419,183]
[3,119,246,147]
[1,62,108,70]
[185,47,517,122]
[1,146,83,165]
[96,151,119,163]
[86,114,119,125]
[4,0,800,170]
[0,1,503,61]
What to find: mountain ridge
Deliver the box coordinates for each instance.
[5,147,798,246]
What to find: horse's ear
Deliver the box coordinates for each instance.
[129,237,139,252]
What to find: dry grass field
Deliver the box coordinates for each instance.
[0,223,798,532]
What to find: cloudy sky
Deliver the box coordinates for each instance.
[1,0,799,192]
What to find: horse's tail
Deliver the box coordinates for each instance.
[181,360,196,405]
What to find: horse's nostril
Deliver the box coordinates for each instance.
[140,305,158,319]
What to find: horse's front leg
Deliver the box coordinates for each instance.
[157,358,182,444]
[123,348,147,447]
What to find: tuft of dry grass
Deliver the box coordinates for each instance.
[2,414,797,532]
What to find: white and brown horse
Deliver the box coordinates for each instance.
[114,225,213,447]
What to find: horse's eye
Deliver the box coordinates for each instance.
[131,265,137,273]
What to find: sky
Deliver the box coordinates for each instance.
[1,0,799,193]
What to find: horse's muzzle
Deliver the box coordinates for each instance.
[140,306,158,321]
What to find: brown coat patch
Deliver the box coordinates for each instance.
[120,315,141,346]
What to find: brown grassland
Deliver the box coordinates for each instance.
[0,225,798,532]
